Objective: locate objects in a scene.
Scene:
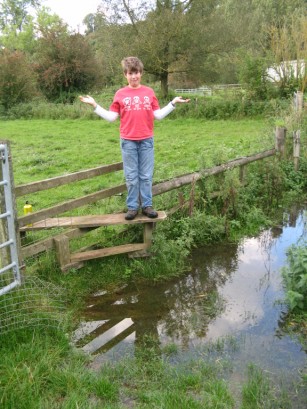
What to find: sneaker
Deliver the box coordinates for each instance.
[125,209,138,220]
[142,206,158,218]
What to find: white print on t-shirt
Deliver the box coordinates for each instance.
[143,96,151,110]
[121,95,152,111]
[132,96,142,110]
[123,97,132,111]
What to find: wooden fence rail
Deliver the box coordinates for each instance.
[15,162,123,197]
[152,149,276,197]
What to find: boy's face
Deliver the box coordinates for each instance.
[125,70,142,89]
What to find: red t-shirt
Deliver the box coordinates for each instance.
[110,85,160,140]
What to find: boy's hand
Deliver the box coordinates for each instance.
[172,96,191,105]
[79,95,97,108]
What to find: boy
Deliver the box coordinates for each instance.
[80,56,189,220]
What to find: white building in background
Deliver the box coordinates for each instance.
[266,59,306,82]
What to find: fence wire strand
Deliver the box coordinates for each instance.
[0,276,65,335]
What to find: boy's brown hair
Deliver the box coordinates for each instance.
[121,57,144,74]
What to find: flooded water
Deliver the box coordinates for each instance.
[73,206,306,402]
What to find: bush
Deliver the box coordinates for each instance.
[282,242,307,311]
[3,99,96,120]
[0,49,39,111]
[35,31,102,102]
[1,84,291,120]
[166,97,287,120]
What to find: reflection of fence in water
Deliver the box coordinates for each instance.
[73,318,135,355]
[71,270,223,357]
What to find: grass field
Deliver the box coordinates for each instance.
[0,117,273,215]
[1,117,273,180]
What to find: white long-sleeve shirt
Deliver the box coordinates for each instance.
[94,101,175,122]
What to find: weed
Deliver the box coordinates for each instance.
[240,364,291,409]
[282,241,307,311]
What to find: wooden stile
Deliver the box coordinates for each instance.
[23,212,167,272]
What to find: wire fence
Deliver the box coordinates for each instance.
[174,84,242,96]
[0,276,66,335]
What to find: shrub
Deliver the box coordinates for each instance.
[282,242,307,311]
[0,49,39,110]
[165,97,287,120]
[35,31,102,102]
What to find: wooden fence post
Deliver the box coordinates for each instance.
[293,130,301,171]
[275,127,287,158]
[294,91,304,112]
[54,235,71,271]
[239,165,247,184]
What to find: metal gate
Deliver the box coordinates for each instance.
[0,143,22,296]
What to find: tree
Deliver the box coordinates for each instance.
[0,0,41,51]
[35,27,102,102]
[131,3,193,96]
[36,6,66,34]
[266,14,307,95]
[89,0,202,96]
[0,0,41,32]
[88,0,240,95]
[0,16,36,52]
[0,48,38,110]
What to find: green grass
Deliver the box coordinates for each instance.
[0,117,272,214]
[0,117,272,182]
[1,327,302,409]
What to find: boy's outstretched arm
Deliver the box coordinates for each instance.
[79,95,118,122]
[153,96,190,120]
[79,95,97,108]
[171,96,191,105]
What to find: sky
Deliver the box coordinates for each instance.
[43,0,103,32]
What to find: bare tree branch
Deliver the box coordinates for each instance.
[122,0,139,33]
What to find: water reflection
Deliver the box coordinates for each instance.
[73,251,235,356]
[73,207,306,377]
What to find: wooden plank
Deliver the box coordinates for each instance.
[59,260,85,273]
[21,227,97,258]
[21,211,167,230]
[128,250,151,258]
[70,243,147,262]
[18,183,126,227]
[15,162,123,197]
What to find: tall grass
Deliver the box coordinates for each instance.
[1,93,290,120]
[1,326,296,409]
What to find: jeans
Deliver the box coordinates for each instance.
[120,137,154,210]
